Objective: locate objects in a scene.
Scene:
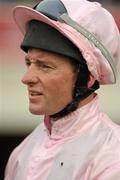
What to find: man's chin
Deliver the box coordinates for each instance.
[29,108,44,115]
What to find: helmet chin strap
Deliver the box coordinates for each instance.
[50,65,99,120]
[50,82,98,120]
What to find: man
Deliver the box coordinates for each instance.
[4,0,120,179]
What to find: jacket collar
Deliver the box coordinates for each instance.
[44,94,100,140]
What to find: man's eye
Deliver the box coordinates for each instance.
[25,61,31,67]
[36,62,54,70]
[41,64,52,69]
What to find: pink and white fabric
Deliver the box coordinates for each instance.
[4,95,120,180]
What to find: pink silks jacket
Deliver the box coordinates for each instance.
[4,95,120,180]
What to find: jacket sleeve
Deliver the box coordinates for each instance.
[97,163,120,180]
[85,162,120,180]
[4,123,44,180]
[4,133,32,180]
[87,142,120,180]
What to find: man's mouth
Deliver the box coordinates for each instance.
[30,92,43,96]
[29,90,43,97]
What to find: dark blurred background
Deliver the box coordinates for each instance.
[0,0,120,179]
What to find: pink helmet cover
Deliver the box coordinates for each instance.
[13,0,120,84]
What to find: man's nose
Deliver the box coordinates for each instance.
[21,66,38,85]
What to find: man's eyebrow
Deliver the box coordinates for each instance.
[24,56,57,67]
[24,56,46,63]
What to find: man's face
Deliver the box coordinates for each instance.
[22,48,77,116]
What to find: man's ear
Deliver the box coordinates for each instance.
[88,75,96,88]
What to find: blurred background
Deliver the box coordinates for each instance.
[0,0,120,179]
